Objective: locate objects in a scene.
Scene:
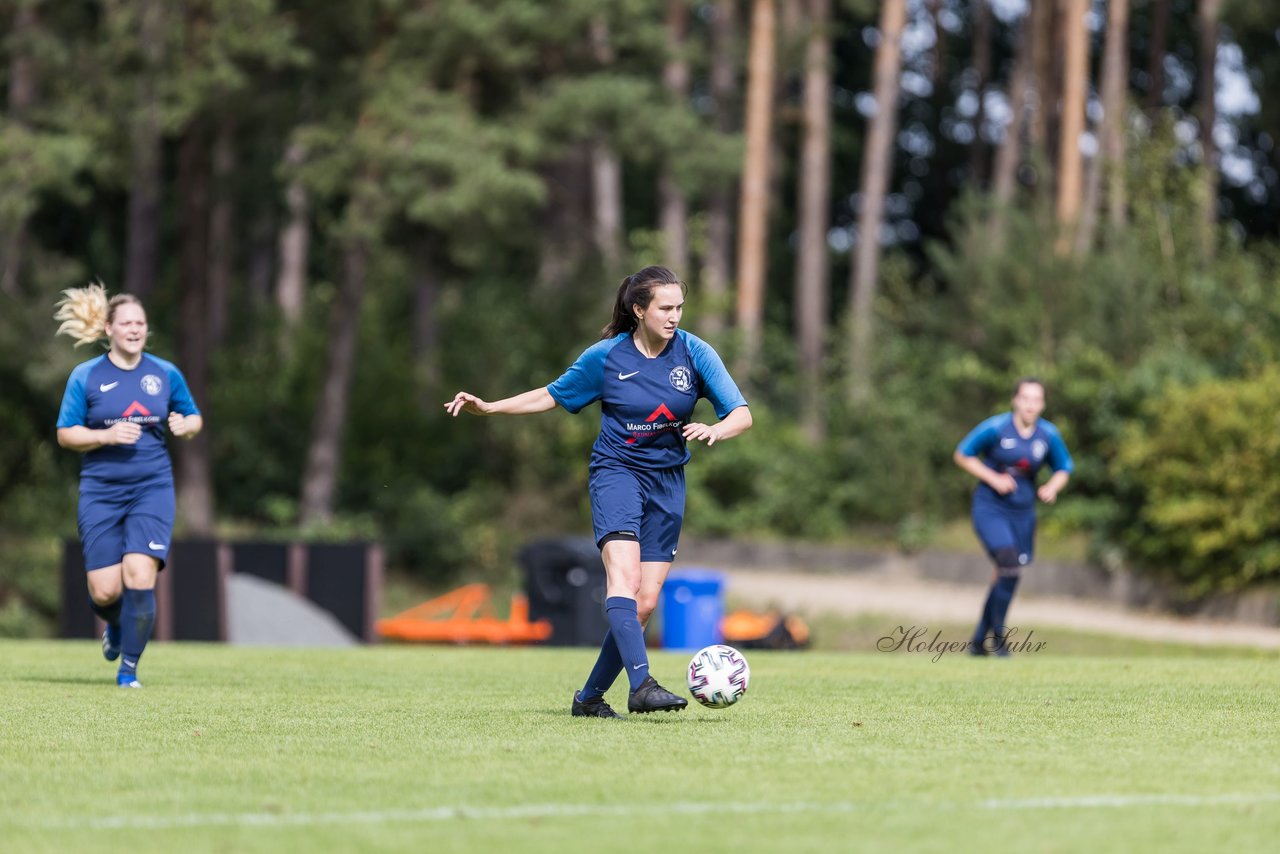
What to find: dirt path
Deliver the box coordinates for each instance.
[723,568,1280,650]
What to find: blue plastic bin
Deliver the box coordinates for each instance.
[660,569,725,651]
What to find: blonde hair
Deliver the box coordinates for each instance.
[54,282,144,347]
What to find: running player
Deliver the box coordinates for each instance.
[954,379,1071,656]
[446,265,751,716]
[55,284,203,687]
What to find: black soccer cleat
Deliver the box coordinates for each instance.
[572,693,625,719]
[627,676,688,714]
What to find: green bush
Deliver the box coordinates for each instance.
[1112,369,1280,595]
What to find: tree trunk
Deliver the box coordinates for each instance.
[124,0,165,299]
[989,13,1033,244]
[700,0,738,337]
[174,127,216,536]
[276,139,309,331]
[847,0,906,404]
[412,239,442,392]
[1075,0,1129,254]
[299,206,371,527]
[1196,0,1221,260]
[927,0,948,89]
[589,16,623,271]
[735,0,777,375]
[246,209,275,307]
[1,1,38,295]
[590,144,624,270]
[659,0,690,276]
[535,149,592,291]
[658,173,689,275]
[795,0,832,442]
[967,0,993,187]
[1054,0,1088,253]
[772,0,801,226]
[1028,0,1055,180]
[6,4,37,113]
[207,115,235,348]
[1103,0,1130,230]
[1144,0,1171,113]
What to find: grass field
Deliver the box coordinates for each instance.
[3,640,1278,853]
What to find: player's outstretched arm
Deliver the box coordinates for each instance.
[445,387,557,417]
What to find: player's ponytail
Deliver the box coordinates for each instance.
[54,282,143,347]
[600,266,685,339]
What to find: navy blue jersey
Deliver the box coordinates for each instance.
[547,330,747,469]
[56,353,200,485]
[956,412,1072,510]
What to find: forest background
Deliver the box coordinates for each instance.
[3,0,1280,636]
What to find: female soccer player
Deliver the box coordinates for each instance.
[446,266,752,717]
[953,379,1071,656]
[54,284,203,687]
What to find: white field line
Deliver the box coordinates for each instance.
[34,793,1280,831]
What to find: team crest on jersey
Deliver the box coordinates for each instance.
[1031,439,1047,461]
[669,365,693,393]
[141,374,162,396]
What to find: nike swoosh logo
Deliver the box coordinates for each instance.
[100,382,119,392]
[123,659,136,668]
[148,541,166,550]
[618,371,640,380]
[632,663,646,670]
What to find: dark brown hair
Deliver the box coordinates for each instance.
[601,265,685,338]
[1012,377,1045,398]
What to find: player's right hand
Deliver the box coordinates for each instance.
[105,421,142,445]
[988,473,1017,495]
[444,392,490,417]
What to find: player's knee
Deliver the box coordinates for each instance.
[600,533,643,592]
[86,567,123,604]
[121,554,159,589]
[993,547,1026,577]
[87,583,121,606]
[636,595,659,626]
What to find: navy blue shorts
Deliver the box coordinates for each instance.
[77,476,175,571]
[971,503,1036,568]
[588,464,685,563]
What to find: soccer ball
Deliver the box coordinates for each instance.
[686,644,750,708]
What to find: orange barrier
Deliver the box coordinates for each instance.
[721,608,811,649]
[376,583,553,645]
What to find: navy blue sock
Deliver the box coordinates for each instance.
[89,596,122,628]
[972,581,1003,648]
[988,576,1020,653]
[971,595,992,649]
[118,587,156,679]
[605,596,649,691]
[578,630,624,701]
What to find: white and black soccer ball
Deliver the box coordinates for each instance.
[686,644,750,708]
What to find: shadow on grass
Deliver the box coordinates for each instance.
[535,706,730,723]
[14,675,113,686]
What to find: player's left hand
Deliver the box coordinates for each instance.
[683,422,723,446]
[168,411,191,437]
[1037,484,1060,504]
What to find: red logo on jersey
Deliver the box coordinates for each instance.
[646,403,676,423]
[122,401,152,417]
[625,403,679,444]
